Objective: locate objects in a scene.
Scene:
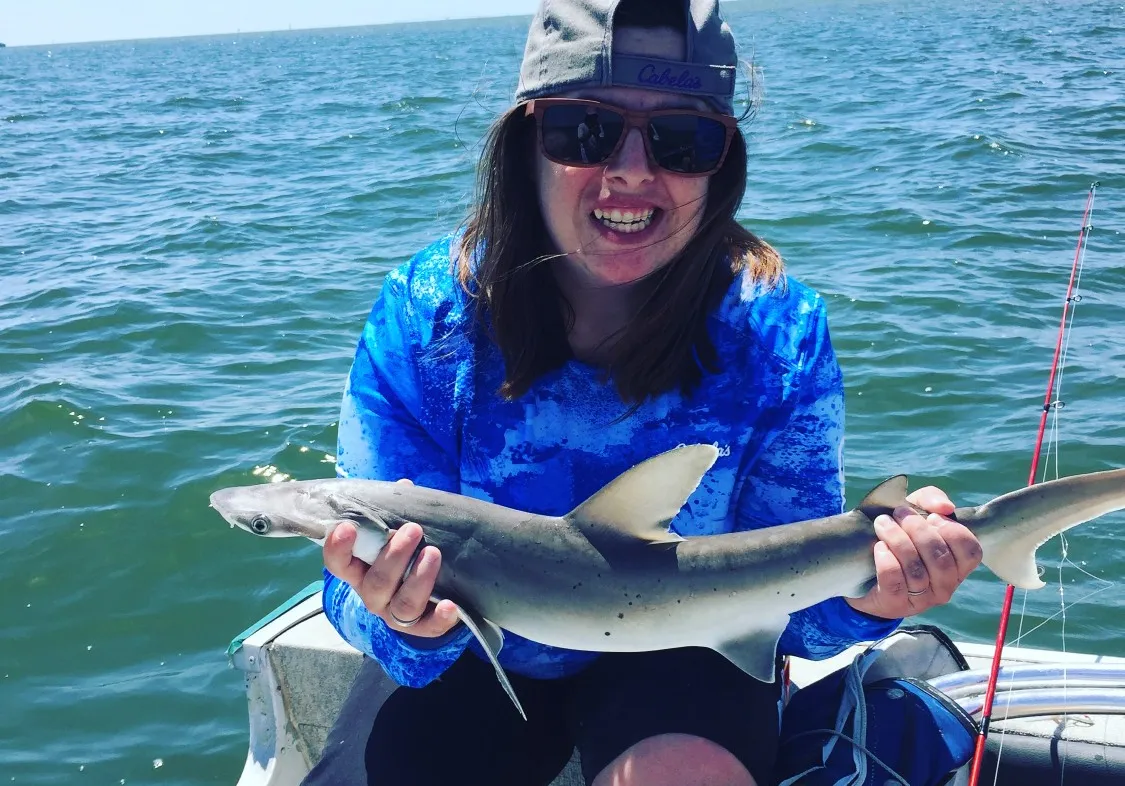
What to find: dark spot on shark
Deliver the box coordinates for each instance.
[617,613,624,619]
[604,631,611,636]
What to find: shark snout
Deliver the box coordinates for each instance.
[209,487,258,529]
[209,488,237,514]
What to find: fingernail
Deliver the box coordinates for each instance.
[873,514,895,530]
[417,547,439,571]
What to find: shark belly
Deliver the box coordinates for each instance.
[477,532,878,656]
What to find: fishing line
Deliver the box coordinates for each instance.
[1012,581,1116,642]
[967,182,1099,786]
[988,184,1098,786]
[1045,192,1090,784]
[990,588,1033,786]
[782,729,912,786]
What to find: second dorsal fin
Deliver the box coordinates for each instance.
[857,475,909,520]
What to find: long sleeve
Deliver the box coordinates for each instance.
[324,264,473,688]
[736,300,900,660]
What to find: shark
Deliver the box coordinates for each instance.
[210,444,1125,719]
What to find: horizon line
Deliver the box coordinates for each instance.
[0,11,536,50]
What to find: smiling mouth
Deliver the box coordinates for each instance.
[592,207,658,234]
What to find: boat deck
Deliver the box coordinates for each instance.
[229,585,1125,786]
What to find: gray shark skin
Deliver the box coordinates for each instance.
[210,445,1125,719]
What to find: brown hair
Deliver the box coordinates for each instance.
[457,0,783,404]
[455,106,784,406]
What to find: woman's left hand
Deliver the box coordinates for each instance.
[845,486,983,619]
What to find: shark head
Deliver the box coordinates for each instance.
[209,480,341,540]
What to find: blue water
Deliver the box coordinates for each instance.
[1,0,1124,782]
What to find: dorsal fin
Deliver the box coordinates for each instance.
[857,475,909,520]
[564,444,719,546]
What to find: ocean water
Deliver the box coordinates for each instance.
[1,0,1124,782]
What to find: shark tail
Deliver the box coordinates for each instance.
[970,468,1125,589]
[982,532,1055,590]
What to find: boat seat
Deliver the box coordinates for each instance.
[301,655,1125,786]
[230,588,1125,786]
[978,731,1125,786]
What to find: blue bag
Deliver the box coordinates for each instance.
[776,626,978,786]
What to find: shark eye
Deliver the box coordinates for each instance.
[249,515,272,535]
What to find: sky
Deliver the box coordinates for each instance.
[0,0,541,47]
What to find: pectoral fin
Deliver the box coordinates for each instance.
[452,602,526,720]
[713,618,789,683]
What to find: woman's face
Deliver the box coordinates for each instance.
[536,28,712,290]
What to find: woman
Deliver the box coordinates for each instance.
[320,1,983,784]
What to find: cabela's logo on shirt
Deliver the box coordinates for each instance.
[677,441,731,458]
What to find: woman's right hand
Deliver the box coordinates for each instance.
[323,482,461,638]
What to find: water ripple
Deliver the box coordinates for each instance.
[2,1,1124,782]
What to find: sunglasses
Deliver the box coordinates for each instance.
[525,98,738,177]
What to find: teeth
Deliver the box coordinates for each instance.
[593,208,656,234]
[593,208,655,231]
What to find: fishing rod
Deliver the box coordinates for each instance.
[965,181,1100,786]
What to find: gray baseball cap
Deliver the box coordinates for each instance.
[515,0,739,115]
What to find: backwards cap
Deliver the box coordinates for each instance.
[515,0,739,115]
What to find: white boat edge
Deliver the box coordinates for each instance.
[228,583,1125,786]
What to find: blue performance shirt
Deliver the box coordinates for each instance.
[324,236,900,688]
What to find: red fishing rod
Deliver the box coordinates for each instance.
[966,181,1099,786]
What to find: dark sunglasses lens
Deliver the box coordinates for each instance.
[648,115,729,174]
[540,105,625,165]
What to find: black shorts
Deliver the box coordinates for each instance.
[364,647,783,786]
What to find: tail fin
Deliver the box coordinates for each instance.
[970,468,1125,589]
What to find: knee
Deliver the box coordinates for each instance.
[591,733,758,786]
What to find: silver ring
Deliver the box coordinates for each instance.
[390,610,425,628]
[907,588,930,597]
